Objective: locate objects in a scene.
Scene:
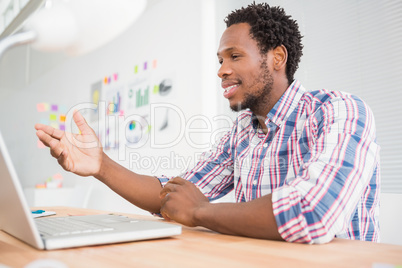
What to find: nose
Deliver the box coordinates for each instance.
[217,61,233,78]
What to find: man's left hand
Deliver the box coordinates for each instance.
[159,177,209,226]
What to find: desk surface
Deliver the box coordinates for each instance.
[0,207,401,268]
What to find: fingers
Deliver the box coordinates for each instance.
[35,123,64,140]
[36,129,64,159]
[73,110,93,135]
[167,176,187,185]
[159,184,174,199]
[160,209,171,221]
[159,179,205,227]
[160,193,172,221]
[159,177,183,198]
[36,129,72,171]
[159,183,176,221]
[36,111,94,137]
[159,177,188,219]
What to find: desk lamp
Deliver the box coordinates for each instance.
[0,0,147,60]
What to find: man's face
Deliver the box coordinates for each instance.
[217,23,274,114]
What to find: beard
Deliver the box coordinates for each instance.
[230,61,274,113]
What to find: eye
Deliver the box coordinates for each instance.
[231,54,240,60]
[218,58,223,65]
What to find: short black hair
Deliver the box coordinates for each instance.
[225,3,303,83]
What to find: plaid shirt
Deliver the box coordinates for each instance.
[158,80,380,244]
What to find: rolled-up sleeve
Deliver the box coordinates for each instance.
[272,95,380,244]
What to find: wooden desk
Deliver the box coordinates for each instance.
[0,207,401,268]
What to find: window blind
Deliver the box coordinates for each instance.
[294,0,402,193]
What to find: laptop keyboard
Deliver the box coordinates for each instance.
[35,217,115,237]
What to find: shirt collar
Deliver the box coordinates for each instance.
[251,80,306,128]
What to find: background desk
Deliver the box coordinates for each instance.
[0,207,401,268]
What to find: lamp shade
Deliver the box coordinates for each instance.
[24,0,147,56]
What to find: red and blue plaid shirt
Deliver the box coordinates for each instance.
[158,80,380,244]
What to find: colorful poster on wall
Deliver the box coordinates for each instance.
[90,80,102,123]
[89,59,176,150]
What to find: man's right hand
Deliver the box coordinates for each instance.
[35,110,103,177]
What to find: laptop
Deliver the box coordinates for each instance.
[0,131,181,250]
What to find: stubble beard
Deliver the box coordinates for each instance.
[230,61,274,114]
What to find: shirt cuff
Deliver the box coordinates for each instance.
[156,175,172,187]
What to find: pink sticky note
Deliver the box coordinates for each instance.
[153,59,157,69]
[53,173,64,180]
[113,73,118,81]
[36,103,46,112]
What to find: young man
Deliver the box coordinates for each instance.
[35,3,380,244]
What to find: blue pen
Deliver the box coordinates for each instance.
[31,210,45,214]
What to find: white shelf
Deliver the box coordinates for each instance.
[24,187,85,207]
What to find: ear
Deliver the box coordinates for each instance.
[273,45,287,71]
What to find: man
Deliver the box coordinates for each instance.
[35,3,380,244]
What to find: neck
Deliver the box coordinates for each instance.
[253,78,290,132]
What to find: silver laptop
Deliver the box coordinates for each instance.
[0,131,181,250]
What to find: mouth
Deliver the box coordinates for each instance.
[222,82,240,99]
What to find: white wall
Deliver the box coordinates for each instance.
[0,0,218,181]
[380,193,402,245]
[0,0,224,214]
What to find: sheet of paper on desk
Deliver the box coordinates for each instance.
[32,211,56,218]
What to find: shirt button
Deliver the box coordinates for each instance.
[263,143,268,148]
[253,180,257,185]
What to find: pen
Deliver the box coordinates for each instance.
[31,210,45,214]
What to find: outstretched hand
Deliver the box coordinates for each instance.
[35,111,102,177]
[159,177,209,226]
